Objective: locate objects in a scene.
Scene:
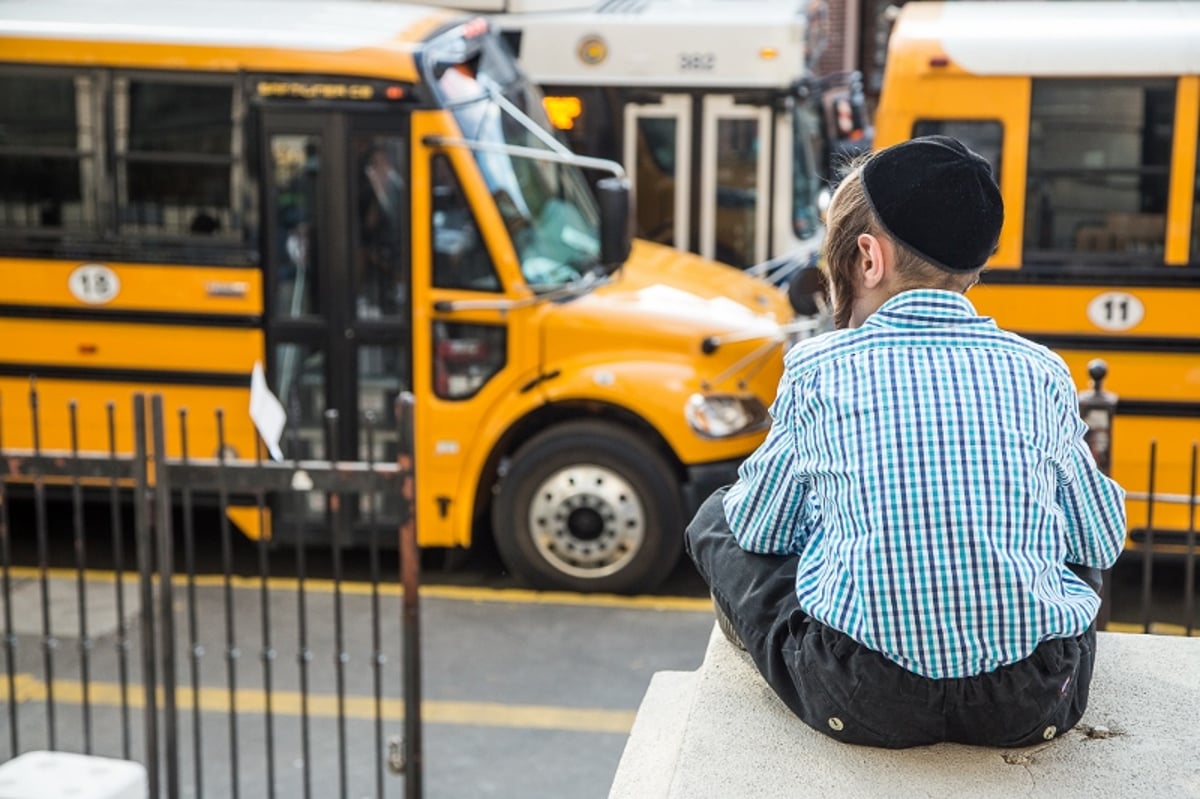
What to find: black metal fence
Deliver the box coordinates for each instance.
[1080,360,1198,636]
[0,385,422,799]
[1116,440,1198,636]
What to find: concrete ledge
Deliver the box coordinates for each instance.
[0,751,147,798]
[610,627,1200,798]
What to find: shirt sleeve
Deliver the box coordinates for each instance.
[721,376,809,554]
[1056,386,1127,569]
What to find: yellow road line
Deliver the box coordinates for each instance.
[1103,620,1199,637]
[0,566,713,612]
[0,674,635,735]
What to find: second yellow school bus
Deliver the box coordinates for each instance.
[0,0,803,592]
[876,1,1200,549]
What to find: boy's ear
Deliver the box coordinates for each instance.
[856,233,888,290]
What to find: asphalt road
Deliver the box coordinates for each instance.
[1,568,717,798]
[0,498,719,798]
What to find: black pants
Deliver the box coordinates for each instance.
[685,488,1097,749]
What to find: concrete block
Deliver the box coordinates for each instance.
[608,670,697,798]
[611,627,1200,799]
[0,751,147,799]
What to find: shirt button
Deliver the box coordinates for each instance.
[828,717,844,731]
[1042,725,1057,740]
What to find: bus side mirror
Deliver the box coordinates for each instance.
[596,176,632,273]
[787,261,827,317]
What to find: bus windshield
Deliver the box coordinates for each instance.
[431,33,602,288]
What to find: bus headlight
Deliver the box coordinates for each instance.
[685,394,770,438]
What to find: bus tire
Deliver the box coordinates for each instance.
[492,420,684,594]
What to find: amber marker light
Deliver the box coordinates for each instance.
[759,47,779,60]
[543,95,583,130]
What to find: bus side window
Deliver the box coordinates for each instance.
[0,70,97,238]
[1024,79,1174,263]
[115,76,244,242]
[430,155,501,292]
[912,120,1003,182]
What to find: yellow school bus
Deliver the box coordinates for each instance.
[0,0,802,592]
[876,1,1200,550]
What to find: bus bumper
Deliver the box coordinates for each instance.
[682,457,743,516]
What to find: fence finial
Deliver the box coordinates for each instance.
[1078,358,1117,475]
[1087,358,1109,393]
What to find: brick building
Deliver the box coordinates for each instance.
[811,0,896,101]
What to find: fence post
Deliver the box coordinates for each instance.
[1078,359,1117,475]
[131,395,160,799]
[150,397,180,799]
[1077,359,1118,630]
[395,391,422,799]
[29,379,56,751]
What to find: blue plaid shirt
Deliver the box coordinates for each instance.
[724,290,1127,679]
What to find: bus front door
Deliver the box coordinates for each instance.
[623,93,774,269]
[623,94,692,254]
[261,109,413,542]
[699,95,772,269]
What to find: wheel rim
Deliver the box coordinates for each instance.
[527,464,646,580]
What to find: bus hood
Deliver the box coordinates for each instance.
[538,240,795,394]
[604,240,792,318]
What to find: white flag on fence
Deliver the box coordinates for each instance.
[249,361,286,461]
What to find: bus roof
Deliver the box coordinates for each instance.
[894,1,1200,77]
[0,0,464,81]
[491,0,811,89]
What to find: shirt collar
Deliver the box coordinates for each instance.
[863,289,988,329]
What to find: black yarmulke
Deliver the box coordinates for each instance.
[861,135,1003,272]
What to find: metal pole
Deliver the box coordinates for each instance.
[396,392,422,799]
[108,403,133,762]
[132,395,161,799]
[324,409,349,799]
[364,413,386,799]
[151,397,180,799]
[290,421,314,799]
[177,410,204,799]
[215,410,241,799]
[29,379,56,750]
[68,402,94,754]
[1078,359,1118,630]
[254,436,277,799]
[1141,441,1157,634]
[0,394,18,758]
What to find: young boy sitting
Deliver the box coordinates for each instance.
[685,136,1127,748]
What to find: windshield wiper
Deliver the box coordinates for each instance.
[484,82,573,158]
[428,79,626,180]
